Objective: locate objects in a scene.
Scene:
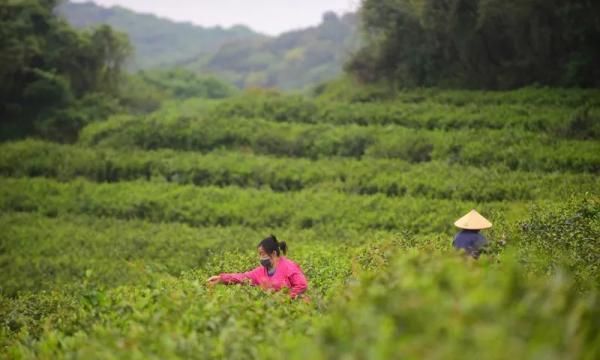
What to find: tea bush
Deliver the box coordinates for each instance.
[1,88,598,359]
[78,114,600,172]
[1,140,597,201]
[516,196,600,287]
[283,251,600,360]
[0,177,526,233]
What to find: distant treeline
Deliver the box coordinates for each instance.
[349,0,600,89]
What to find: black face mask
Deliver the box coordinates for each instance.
[260,258,272,269]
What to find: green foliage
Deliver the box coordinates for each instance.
[350,0,600,89]
[114,69,236,116]
[0,212,348,295]
[563,106,600,140]
[0,0,131,141]
[236,86,600,140]
[22,69,73,109]
[1,248,597,359]
[4,140,598,202]
[285,251,600,360]
[134,69,236,100]
[0,277,319,359]
[33,93,122,142]
[78,110,600,173]
[312,76,396,102]
[1,88,599,359]
[517,196,600,287]
[0,176,517,234]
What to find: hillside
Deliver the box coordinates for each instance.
[56,1,266,70]
[57,1,359,90]
[190,12,360,90]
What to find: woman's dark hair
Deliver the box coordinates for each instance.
[258,234,287,256]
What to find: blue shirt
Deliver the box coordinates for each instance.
[453,230,488,256]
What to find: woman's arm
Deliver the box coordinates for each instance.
[217,266,262,285]
[288,265,308,298]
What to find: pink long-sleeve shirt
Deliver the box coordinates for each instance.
[219,257,308,298]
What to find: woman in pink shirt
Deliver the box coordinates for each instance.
[206,235,308,299]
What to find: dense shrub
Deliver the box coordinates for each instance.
[211,90,600,139]
[516,196,600,287]
[5,141,596,203]
[563,106,600,140]
[283,251,600,360]
[2,250,597,359]
[0,177,516,234]
[78,113,600,172]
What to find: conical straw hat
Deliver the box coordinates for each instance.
[454,209,492,230]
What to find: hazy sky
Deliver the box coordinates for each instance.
[73,0,361,35]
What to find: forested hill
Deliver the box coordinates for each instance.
[57,1,359,90]
[189,12,360,90]
[56,1,265,70]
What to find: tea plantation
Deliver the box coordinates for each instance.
[1,88,599,359]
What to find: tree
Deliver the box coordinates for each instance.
[348,0,600,89]
[0,0,131,141]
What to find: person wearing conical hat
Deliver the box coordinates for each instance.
[452,209,492,259]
